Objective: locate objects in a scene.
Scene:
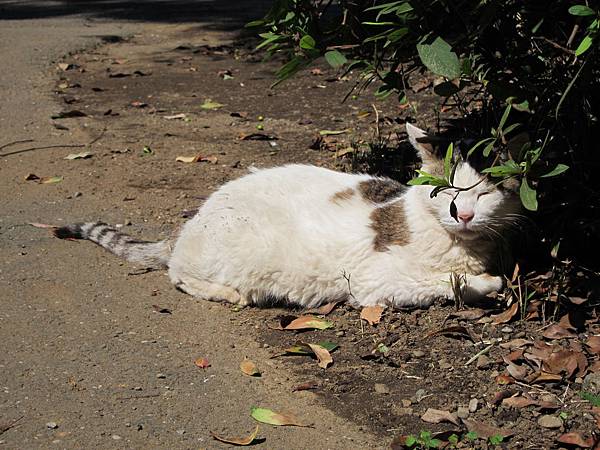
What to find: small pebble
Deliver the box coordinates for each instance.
[412,350,425,358]
[401,399,412,407]
[468,398,479,412]
[457,406,469,419]
[476,354,491,369]
[74,191,82,198]
[262,343,269,348]
[374,383,390,394]
[335,330,345,337]
[156,373,166,379]
[501,326,514,333]
[537,415,562,429]
[112,434,122,440]
[438,359,452,370]
[46,422,58,429]
[176,429,186,435]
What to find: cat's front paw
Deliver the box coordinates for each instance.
[463,273,503,302]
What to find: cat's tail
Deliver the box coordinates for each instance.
[53,222,171,268]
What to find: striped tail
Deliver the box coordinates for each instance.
[54,222,170,268]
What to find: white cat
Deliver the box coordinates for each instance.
[54,124,521,308]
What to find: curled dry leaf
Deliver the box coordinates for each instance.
[175,155,218,164]
[495,374,515,385]
[200,99,224,110]
[491,303,519,325]
[527,371,563,383]
[40,176,63,184]
[420,408,459,426]
[292,381,319,392]
[211,425,260,446]
[556,432,594,448]
[586,336,600,355]
[462,419,514,439]
[360,306,384,325]
[499,339,534,350]
[282,315,333,331]
[250,407,308,427]
[240,359,261,377]
[449,308,487,321]
[307,343,333,369]
[152,305,172,314]
[491,388,519,405]
[51,110,87,119]
[542,324,577,340]
[543,349,579,378]
[194,357,210,369]
[502,395,538,408]
[64,152,92,160]
[426,325,473,341]
[304,300,343,316]
[278,341,338,357]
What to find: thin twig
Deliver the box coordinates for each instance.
[116,393,160,400]
[567,24,580,48]
[371,103,380,141]
[0,126,106,158]
[0,416,24,436]
[532,37,574,55]
[465,343,494,366]
[0,139,34,151]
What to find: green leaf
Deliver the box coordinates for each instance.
[416,36,461,79]
[200,99,225,110]
[541,164,569,178]
[319,129,350,136]
[575,35,593,56]
[580,391,600,406]
[299,34,316,50]
[444,143,453,179]
[467,137,494,156]
[483,141,495,157]
[283,341,338,355]
[520,178,538,211]
[250,407,307,426]
[568,5,595,16]
[405,435,417,447]
[324,50,348,68]
[498,104,512,130]
[245,19,265,28]
[283,315,334,330]
[482,161,521,177]
[273,56,308,86]
[465,431,478,441]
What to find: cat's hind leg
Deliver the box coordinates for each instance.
[174,277,250,306]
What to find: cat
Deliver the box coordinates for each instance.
[53,123,521,309]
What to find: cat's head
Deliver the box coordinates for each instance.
[406,123,521,240]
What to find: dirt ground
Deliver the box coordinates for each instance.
[1,3,599,450]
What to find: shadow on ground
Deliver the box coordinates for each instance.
[0,0,272,29]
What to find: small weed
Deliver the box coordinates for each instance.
[580,391,600,407]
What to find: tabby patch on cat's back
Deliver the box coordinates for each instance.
[52,123,521,309]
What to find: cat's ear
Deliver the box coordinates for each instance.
[405,123,441,173]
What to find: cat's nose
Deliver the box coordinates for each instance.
[458,211,474,223]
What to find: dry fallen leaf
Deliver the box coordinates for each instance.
[152,305,172,314]
[176,155,201,163]
[304,300,343,316]
[556,432,594,448]
[164,113,187,120]
[585,335,600,355]
[239,132,277,141]
[292,381,319,392]
[495,374,515,385]
[211,425,260,446]
[449,308,487,320]
[499,339,534,350]
[543,349,579,378]
[281,315,333,331]
[491,303,519,325]
[426,325,473,341]
[194,357,210,369]
[64,152,92,160]
[505,362,529,381]
[250,407,308,427]
[542,324,577,340]
[200,99,224,110]
[462,419,514,439]
[240,359,261,377]
[307,343,333,369]
[420,408,459,426]
[360,306,384,325]
[40,176,63,184]
[502,395,538,408]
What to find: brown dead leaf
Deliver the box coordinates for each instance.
[502,395,538,408]
[194,357,210,369]
[292,381,319,392]
[586,336,600,355]
[448,308,487,321]
[304,300,343,316]
[240,359,261,377]
[462,419,514,439]
[491,388,518,405]
[542,324,577,340]
[491,303,519,325]
[527,371,563,383]
[505,362,529,381]
[310,68,323,75]
[130,101,147,108]
[504,348,524,362]
[307,344,333,369]
[421,408,459,426]
[543,349,579,378]
[211,425,260,446]
[556,432,594,448]
[495,374,515,385]
[280,315,333,331]
[360,306,384,325]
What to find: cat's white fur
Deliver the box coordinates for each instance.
[166,124,520,308]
